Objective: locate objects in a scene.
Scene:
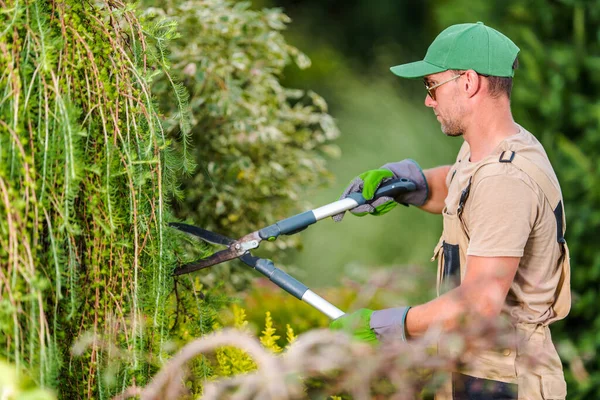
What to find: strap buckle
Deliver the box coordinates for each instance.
[499,151,516,163]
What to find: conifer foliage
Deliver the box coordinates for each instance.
[0,0,339,397]
[0,0,190,397]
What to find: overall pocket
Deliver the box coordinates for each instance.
[541,374,567,399]
[441,241,461,293]
[452,373,518,400]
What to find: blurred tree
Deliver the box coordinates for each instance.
[254,0,441,106]
[255,0,435,70]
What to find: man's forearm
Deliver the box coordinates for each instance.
[418,165,451,214]
[405,256,519,337]
[405,285,471,337]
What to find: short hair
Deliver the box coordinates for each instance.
[451,57,519,99]
[486,58,519,99]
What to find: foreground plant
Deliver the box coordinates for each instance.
[114,316,526,400]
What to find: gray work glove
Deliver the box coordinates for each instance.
[329,306,412,343]
[333,159,429,222]
[371,306,412,342]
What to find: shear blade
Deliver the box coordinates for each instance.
[173,247,240,276]
[169,222,234,246]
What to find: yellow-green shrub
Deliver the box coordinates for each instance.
[211,305,297,382]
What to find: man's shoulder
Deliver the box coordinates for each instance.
[501,126,556,173]
[472,163,542,200]
[473,126,561,196]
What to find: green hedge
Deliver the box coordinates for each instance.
[0,0,337,397]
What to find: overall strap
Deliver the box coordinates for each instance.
[497,151,570,321]
[461,150,571,321]
[458,150,566,244]
[499,150,566,243]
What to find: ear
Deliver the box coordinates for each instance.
[463,70,483,98]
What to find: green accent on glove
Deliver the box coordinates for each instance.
[329,308,378,344]
[354,169,398,216]
[358,169,394,200]
[352,199,397,217]
[372,200,397,216]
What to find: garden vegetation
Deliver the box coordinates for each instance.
[2,0,599,399]
[0,0,336,397]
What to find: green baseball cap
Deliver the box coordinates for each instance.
[390,22,520,79]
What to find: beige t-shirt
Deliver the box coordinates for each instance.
[444,126,564,324]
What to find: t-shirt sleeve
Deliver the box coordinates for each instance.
[466,174,537,257]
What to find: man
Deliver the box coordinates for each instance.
[331,22,571,400]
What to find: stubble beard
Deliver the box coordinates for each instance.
[439,101,464,137]
[441,118,464,137]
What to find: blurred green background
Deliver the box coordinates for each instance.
[246,0,600,398]
[254,0,460,287]
[285,76,459,287]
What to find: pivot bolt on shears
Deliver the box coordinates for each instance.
[170,179,416,319]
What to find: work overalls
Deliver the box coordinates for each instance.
[433,149,571,400]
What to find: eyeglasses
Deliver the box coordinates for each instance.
[423,72,465,101]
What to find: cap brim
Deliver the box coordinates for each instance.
[390,60,447,79]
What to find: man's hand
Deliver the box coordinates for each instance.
[330,307,412,343]
[333,159,429,222]
[335,169,399,220]
[330,308,378,344]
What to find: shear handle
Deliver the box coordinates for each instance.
[258,178,416,241]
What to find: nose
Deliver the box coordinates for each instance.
[425,94,436,108]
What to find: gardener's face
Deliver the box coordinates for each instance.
[424,71,465,137]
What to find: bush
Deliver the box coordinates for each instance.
[0,0,192,396]
[144,0,340,243]
[0,0,338,397]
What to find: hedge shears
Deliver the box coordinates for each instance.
[170,179,415,319]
